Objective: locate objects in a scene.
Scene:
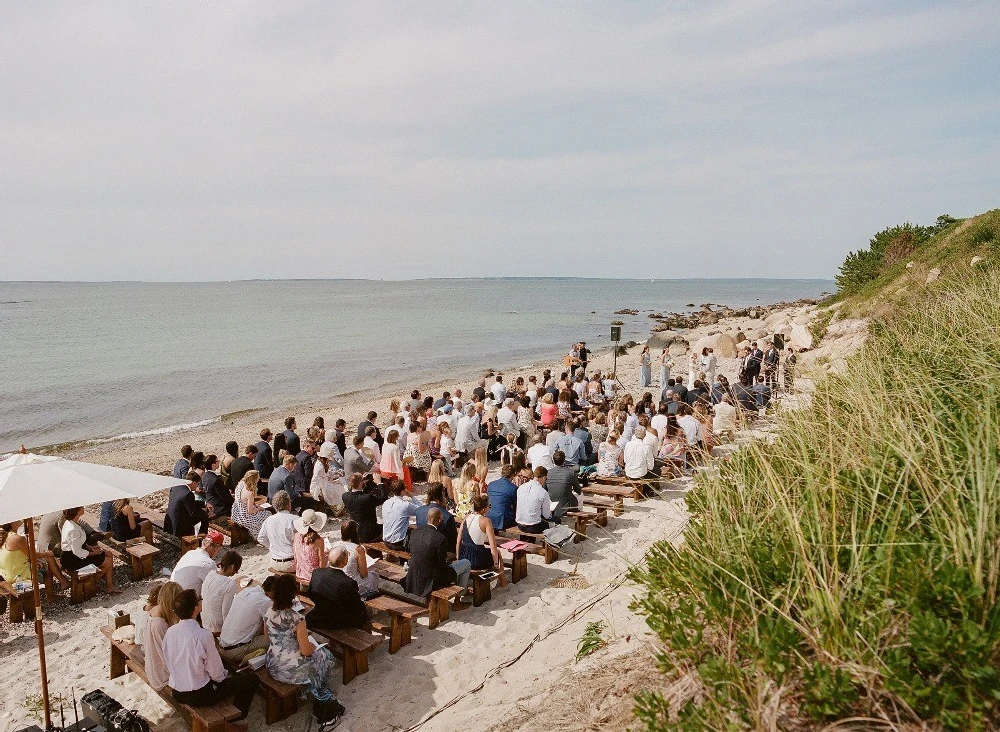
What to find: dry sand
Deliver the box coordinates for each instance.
[0,301,859,732]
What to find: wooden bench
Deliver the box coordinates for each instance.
[68,569,99,604]
[253,667,299,725]
[362,541,410,565]
[0,580,43,621]
[210,517,252,547]
[101,626,243,732]
[469,568,506,607]
[310,626,384,684]
[132,502,182,548]
[181,534,205,556]
[584,481,646,502]
[364,594,428,654]
[564,507,610,542]
[583,493,623,516]
[127,542,161,580]
[499,528,559,564]
[498,543,529,583]
[369,560,467,630]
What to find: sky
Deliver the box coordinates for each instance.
[1,1,998,282]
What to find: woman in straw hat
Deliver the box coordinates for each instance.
[292,509,328,585]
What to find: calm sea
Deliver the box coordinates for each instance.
[0,278,831,453]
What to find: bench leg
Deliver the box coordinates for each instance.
[497,559,507,588]
[613,500,624,516]
[389,617,405,654]
[263,687,298,725]
[511,551,527,583]
[543,544,558,565]
[428,596,448,629]
[596,510,608,527]
[110,643,127,679]
[472,578,491,607]
[342,648,368,684]
[8,596,24,623]
[572,516,587,543]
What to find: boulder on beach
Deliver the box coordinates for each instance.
[648,331,689,355]
[614,308,639,315]
[787,323,814,350]
[736,339,752,352]
[926,268,941,284]
[694,332,738,359]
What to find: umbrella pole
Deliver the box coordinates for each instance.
[24,519,52,730]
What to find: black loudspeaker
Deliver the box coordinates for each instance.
[611,326,622,341]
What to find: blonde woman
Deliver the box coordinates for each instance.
[453,462,479,523]
[428,459,454,502]
[144,580,183,691]
[233,470,269,536]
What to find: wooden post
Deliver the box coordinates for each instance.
[24,519,51,730]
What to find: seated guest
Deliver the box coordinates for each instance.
[143,581,183,692]
[267,454,297,503]
[108,498,154,544]
[171,531,224,595]
[305,547,369,630]
[554,420,586,468]
[165,472,211,538]
[733,378,759,415]
[515,467,552,535]
[414,483,457,546]
[162,589,259,729]
[525,434,554,471]
[381,480,418,551]
[265,575,344,715]
[282,416,301,457]
[713,394,738,436]
[312,443,346,511]
[341,473,387,544]
[292,440,319,511]
[457,494,501,571]
[230,445,256,491]
[343,435,375,482]
[201,455,232,517]
[676,405,705,450]
[218,576,277,667]
[0,519,67,591]
[753,375,772,410]
[332,521,379,600]
[255,429,275,480]
[596,431,624,478]
[293,509,329,586]
[402,508,472,600]
[60,506,119,594]
[201,550,242,634]
[624,427,656,479]
[545,450,582,520]
[486,464,518,531]
[173,444,193,479]
[232,470,269,536]
[257,491,298,572]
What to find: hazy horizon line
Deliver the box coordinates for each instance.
[0,275,835,285]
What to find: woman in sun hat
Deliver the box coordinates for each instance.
[292,509,328,585]
[311,442,346,511]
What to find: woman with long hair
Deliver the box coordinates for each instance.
[232,470,269,535]
[334,520,379,599]
[457,494,501,571]
[453,462,479,523]
[60,507,119,594]
[143,580,182,691]
[0,520,67,591]
[428,459,454,503]
[379,429,409,490]
[638,345,652,387]
[219,441,238,491]
[659,348,673,387]
[109,498,154,544]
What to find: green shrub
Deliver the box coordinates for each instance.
[632,265,1000,730]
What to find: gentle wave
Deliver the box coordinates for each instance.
[86,418,220,445]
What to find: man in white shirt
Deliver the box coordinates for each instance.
[200,550,242,634]
[677,405,704,447]
[515,467,552,534]
[623,427,656,479]
[650,407,669,439]
[642,422,660,454]
[526,435,555,471]
[363,427,382,465]
[218,576,276,666]
[382,480,418,551]
[497,398,520,437]
[162,589,259,728]
[618,407,639,447]
[491,375,507,403]
[170,532,223,595]
[713,395,738,437]
[256,490,297,571]
[455,404,482,461]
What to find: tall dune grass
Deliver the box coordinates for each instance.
[633,266,1000,730]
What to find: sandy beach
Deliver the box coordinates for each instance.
[0,299,864,732]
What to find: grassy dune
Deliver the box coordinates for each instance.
[633,211,1000,730]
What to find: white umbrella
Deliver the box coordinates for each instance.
[0,452,183,728]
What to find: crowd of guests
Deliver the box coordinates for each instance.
[0,337,795,730]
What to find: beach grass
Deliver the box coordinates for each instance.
[632,262,1000,730]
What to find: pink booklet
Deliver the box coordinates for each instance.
[500,540,531,551]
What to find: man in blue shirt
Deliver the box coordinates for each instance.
[554,420,586,467]
[414,483,457,546]
[381,480,418,551]
[486,464,518,530]
[267,454,297,503]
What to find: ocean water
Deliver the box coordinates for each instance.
[0,278,832,453]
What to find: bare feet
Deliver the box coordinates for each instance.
[107,587,123,595]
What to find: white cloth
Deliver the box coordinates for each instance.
[161,618,227,692]
[170,548,217,595]
[491,382,507,403]
[219,585,272,648]
[650,414,668,437]
[713,401,737,434]
[200,570,237,633]
[678,415,704,445]
[363,436,382,465]
[497,407,519,436]
[311,460,345,506]
[257,511,297,561]
[623,438,654,478]
[60,519,89,559]
[642,431,660,454]
[526,443,555,471]
[515,480,552,525]
[455,414,481,453]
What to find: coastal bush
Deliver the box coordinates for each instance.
[632,265,1000,730]
[835,223,931,294]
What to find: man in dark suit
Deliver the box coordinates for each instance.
[267,455,297,503]
[414,483,457,546]
[545,450,582,520]
[230,445,256,490]
[282,416,301,457]
[201,455,233,517]
[332,419,348,459]
[745,343,764,384]
[341,473,387,543]
[356,411,383,448]
[402,508,471,600]
[305,547,369,630]
[293,441,317,496]
[254,429,274,479]
[172,445,193,480]
[164,473,211,537]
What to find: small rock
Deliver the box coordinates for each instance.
[971,256,984,267]
[926,267,941,284]
[614,309,639,315]
[906,261,915,269]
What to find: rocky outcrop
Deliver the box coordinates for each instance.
[694,333,738,359]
